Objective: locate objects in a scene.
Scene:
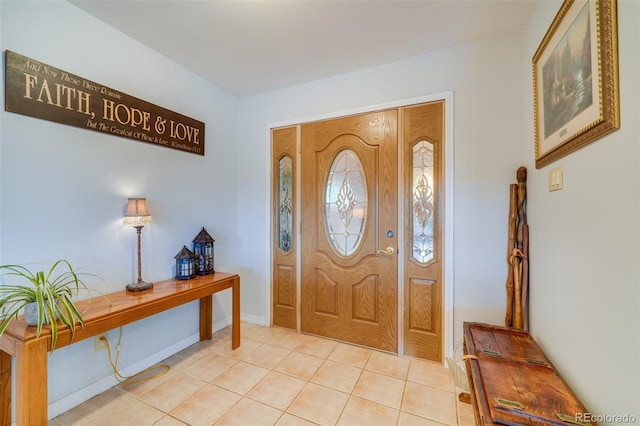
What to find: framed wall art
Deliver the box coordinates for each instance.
[533,0,619,169]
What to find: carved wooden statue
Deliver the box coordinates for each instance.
[505,167,529,330]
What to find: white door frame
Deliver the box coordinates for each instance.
[266,91,455,362]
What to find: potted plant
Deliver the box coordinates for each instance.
[0,259,106,351]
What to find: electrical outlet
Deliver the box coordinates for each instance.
[94,333,108,352]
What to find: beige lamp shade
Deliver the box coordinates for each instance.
[123,198,152,227]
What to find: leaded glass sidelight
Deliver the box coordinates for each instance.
[412,140,435,263]
[324,149,367,256]
[278,156,293,252]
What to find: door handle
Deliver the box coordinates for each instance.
[377,247,395,255]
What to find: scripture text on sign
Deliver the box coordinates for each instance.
[4,50,205,155]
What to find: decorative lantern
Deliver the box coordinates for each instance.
[192,227,215,275]
[174,245,195,280]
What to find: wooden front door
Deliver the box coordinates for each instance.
[300,111,398,352]
[271,126,298,330]
[402,101,444,362]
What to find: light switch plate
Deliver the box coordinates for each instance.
[548,166,563,191]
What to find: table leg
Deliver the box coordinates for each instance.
[232,275,240,349]
[200,295,213,341]
[15,338,48,425]
[0,351,11,426]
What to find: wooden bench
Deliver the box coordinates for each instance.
[463,322,595,425]
[0,272,240,425]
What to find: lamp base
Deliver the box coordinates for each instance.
[126,281,153,292]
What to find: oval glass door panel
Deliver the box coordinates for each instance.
[412,140,434,263]
[324,149,367,256]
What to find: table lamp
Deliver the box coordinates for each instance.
[123,197,153,292]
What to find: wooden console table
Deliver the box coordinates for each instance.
[463,322,595,425]
[0,272,240,425]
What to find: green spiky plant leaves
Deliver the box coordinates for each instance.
[0,259,106,351]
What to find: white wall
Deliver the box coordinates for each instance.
[523,0,639,422]
[0,0,239,416]
[237,31,526,347]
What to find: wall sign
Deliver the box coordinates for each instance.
[4,50,205,156]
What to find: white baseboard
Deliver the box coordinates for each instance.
[48,316,239,419]
[47,332,199,419]
[241,313,265,326]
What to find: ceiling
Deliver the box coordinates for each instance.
[70,0,536,97]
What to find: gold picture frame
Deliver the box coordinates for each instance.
[533,0,619,169]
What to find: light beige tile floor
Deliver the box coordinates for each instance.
[51,322,475,426]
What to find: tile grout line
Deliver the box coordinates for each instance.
[52,323,459,426]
